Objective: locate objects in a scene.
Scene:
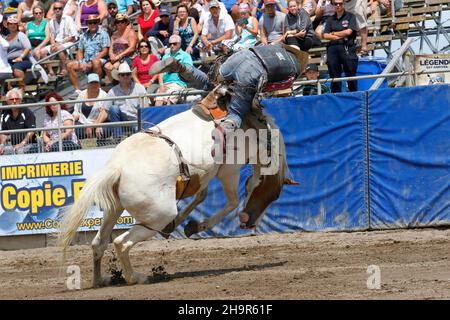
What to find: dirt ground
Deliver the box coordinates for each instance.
[0,228,449,300]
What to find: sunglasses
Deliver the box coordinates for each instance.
[115,20,127,24]
[140,45,149,48]
[119,73,131,77]
[169,42,179,46]
[34,11,43,15]
[108,6,117,9]
[88,21,99,25]
[54,7,63,10]
[8,98,20,101]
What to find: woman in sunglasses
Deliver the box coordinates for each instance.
[26,5,47,48]
[104,13,137,83]
[132,39,160,91]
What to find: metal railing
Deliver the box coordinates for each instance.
[1,69,449,155]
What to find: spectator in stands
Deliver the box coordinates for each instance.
[34,1,77,76]
[104,13,137,83]
[323,0,358,92]
[199,0,228,26]
[200,0,235,54]
[67,14,110,94]
[344,0,368,55]
[103,0,119,36]
[300,0,316,16]
[6,15,32,91]
[17,0,39,32]
[116,0,134,15]
[147,5,174,47]
[0,2,9,36]
[132,39,159,91]
[259,0,286,45]
[180,0,201,23]
[297,63,330,95]
[232,3,258,51]
[314,0,335,40]
[230,0,257,21]
[97,62,147,141]
[0,33,13,84]
[43,91,81,152]
[26,5,47,48]
[0,88,37,155]
[137,0,159,41]
[154,34,193,106]
[255,0,288,19]
[72,73,109,139]
[283,0,315,51]
[174,4,200,59]
[46,0,79,20]
[76,0,108,31]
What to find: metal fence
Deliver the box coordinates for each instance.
[1,69,449,155]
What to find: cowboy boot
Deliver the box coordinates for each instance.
[148,57,194,82]
[211,119,237,159]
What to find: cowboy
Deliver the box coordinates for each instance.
[149,43,307,152]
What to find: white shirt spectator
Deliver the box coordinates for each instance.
[202,12,235,41]
[48,15,78,44]
[73,89,109,124]
[105,82,148,121]
[198,1,228,25]
[0,36,13,75]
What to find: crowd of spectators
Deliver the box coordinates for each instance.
[0,0,403,154]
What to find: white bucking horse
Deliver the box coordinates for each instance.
[58,92,292,287]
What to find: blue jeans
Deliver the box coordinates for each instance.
[108,105,131,139]
[185,50,266,127]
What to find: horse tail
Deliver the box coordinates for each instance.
[58,166,121,254]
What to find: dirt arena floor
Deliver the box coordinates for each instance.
[0,228,449,299]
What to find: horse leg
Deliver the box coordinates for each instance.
[174,187,208,227]
[113,225,156,285]
[185,166,240,237]
[91,206,123,287]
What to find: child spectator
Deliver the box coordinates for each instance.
[233,3,258,51]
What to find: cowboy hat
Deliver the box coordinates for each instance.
[85,14,100,22]
[152,0,161,6]
[111,62,136,81]
[280,43,309,74]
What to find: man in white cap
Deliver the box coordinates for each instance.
[154,34,194,106]
[96,62,148,142]
[200,0,235,53]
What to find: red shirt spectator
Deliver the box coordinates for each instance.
[137,0,160,40]
[132,40,159,87]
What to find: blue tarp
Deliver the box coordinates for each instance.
[368,85,450,228]
[141,84,450,235]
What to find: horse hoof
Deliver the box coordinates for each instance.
[93,276,112,288]
[184,220,200,238]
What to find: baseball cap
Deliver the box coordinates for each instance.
[159,5,170,16]
[264,0,276,5]
[209,0,220,8]
[87,73,100,83]
[305,64,319,72]
[108,0,117,7]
